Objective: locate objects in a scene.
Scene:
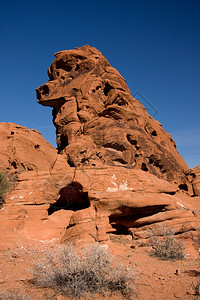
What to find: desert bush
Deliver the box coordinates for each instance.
[30,243,135,299]
[0,171,10,208]
[191,280,200,296]
[0,290,30,300]
[148,225,185,260]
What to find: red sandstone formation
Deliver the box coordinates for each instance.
[0,122,58,171]
[0,45,199,250]
[1,166,199,248]
[186,165,200,196]
[36,45,190,191]
[0,45,199,300]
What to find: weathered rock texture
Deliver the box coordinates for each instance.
[186,166,200,196]
[0,165,199,249]
[36,45,189,190]
[0,46,199,250]
[0,122,58,171]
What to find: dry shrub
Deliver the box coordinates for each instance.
[148,225,185,260]
[30,243,135,299]
[109,234,132,245]
[0,290,30,300]
[191,280,200,296]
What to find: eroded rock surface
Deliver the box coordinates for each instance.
[0,46,199,251]
[0,122,58,171]
[1,167,199,248]
[187,165,200,196]
[36,45,189,190]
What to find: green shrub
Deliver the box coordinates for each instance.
[0,171,10,207]
[31,243,135,299]
[148,225,185,260]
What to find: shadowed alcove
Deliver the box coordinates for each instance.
[108,204,168,234]
[48,182,90,215]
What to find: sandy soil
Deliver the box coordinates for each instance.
[0,237,199,300]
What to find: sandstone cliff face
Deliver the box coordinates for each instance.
[0,122,58,171]
[36,45,189,190]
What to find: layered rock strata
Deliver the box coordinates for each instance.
[0,165,199,248]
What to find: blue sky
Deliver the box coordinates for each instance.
[0,0,199,168]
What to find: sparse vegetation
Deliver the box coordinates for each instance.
[148,225,185,260]
[191,280,200,296]
[30,243,135,299]
[195,227,200,257]
[0,290,30,300]
[0,171,10,208]
[109,233,132,245]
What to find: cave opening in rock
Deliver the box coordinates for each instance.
[104,82,114,96]
[141,163,148,171]
[41,85,49,96]
[151,130,157,136]
[178,183,188,191]
[126,134,137,145]
[10,161,18,169]
[48,182,90,215]
[108,205,167,235]
[56,60,72,72]
[58,133,68,153]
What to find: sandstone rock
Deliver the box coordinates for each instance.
[0,165,199,247]
[36,45,190,191]
[0,122,57,171]
[47,168,200,244]
[187,165,200,196]
[73,167,178,195]
[69,206,96,226]
[0,46,199,250]
[130,217,198,239]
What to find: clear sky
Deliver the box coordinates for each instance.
[0,0,199,168]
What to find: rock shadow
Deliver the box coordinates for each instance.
[48,182,90,215]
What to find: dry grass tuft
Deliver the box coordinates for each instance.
[0,290,30,300]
